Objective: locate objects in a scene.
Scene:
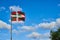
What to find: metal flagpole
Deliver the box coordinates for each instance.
[11,17,12,40]
[10,10,12,40]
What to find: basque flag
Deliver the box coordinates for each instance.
[11,11,25,22]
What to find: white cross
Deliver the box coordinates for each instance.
[16,12,19,22]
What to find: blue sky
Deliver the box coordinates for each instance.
[0,0,60,40]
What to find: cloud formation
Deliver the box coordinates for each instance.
[9,6,22,11]
[27,32,41,39]
[38,22,56,29]
[0,20,11,30]
[20,26,35,32]
[10,18,60,40]
[11,18,60,34]
[27,32,50,40]
[38,18,60,29]
[11,26,35,34]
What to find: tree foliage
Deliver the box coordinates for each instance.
[50,28,60,40]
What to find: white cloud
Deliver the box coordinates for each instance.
[11,26,35,34]
[19,26,35,32]
[37,18,60,29]
[27,32,50,40]
[38,22,56,29]
[40,38,51,40]
[10,18,60,34]
[9,6,22,11]
[0,20,11,30]
[10,18,60,35]
[27,32,41,39]
[56,18,60,26]
[7,18,60,40]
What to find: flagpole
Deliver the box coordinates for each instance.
[11,18,12,40]
[10,10,12,40]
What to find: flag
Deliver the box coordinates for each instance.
[11,11,25,22]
